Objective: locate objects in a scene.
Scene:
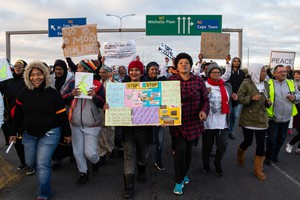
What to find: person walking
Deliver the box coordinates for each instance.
[104,60,151,198]
[236,63,271,180]
[168,53,210,195]
[226,56,245,139]
[9,61,71,200]
[265,64,300,165]
[50,59,75,170]
[66,59,106,186]
[286,70,300,154]
[145,61,167,171]
[201,63,232,177]
[0,59,35,175]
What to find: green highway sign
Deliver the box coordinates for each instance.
[146,15,222,36]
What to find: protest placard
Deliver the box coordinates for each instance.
[270,51,296,68]
[103,40,136,67]
[158,42,177,59]
[201,32,230,59]
[75,72,93,99]
[62,24,99,57]
[105,81,181,126]
[0,58,13,82]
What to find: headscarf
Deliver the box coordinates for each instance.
[53,59,68,91]
[248,63,265,92]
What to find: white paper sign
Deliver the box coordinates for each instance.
[270,51,296,68]
[103,40,136,67]
[75,72,93,99]
[0,58,13,82]
[158,42,177,59]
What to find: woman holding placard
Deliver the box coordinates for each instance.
[104,60,151,199]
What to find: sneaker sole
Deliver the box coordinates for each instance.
[154,163,165,171]
[173,191,183,195]
[26,170,35,176]
[173,184,184,195]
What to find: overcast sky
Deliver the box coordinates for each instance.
[1,0,300,68]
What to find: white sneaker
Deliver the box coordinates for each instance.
[296,148,300,154]
[286,143,293,153]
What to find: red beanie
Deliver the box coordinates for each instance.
[128,60,144,74]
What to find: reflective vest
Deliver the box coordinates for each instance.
[267,79,298,117]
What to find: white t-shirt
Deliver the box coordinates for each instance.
[204,82,228,129]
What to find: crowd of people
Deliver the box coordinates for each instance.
[1,49,300,200]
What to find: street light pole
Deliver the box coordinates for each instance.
[106,14,135,41]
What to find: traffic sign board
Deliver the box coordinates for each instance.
[146,15,222,36]
[48,18,86,37]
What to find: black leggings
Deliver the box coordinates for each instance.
[240,127,266,156]
[173,136,193,184]
[289,130,300,148]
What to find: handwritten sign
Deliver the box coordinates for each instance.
[105,107,132,126]
[270,51,296,68]
[158,42,177,59]
[75,72,93,99]
[62,24,99,57]
[103,40,136,68]
[105,81,181,126]
[0,58,13,82]
[201,32,230,59]
[161,81,181,106]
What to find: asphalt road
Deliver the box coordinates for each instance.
[0,127,300,200]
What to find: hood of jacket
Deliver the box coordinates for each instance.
[23,61,51,90]
[248,63,264,84]
[230,57,241,70]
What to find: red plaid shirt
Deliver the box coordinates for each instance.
[169,74,210,141]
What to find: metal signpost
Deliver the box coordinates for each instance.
[48,18,87,37]
[146,15,222,36]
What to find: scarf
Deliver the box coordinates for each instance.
[207,78,229,114]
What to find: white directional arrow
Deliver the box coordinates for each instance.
[187,17,191,34]
[177,17,181,34]
[182,17,186,34]
[50,25,56,31]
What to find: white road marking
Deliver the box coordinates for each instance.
[272,163,300,187]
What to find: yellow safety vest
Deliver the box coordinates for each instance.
[267,79,298,118]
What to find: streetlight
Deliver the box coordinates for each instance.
[106,13,136,41]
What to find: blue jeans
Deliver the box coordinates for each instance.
[228,104,242,133]
[153,126,164,162]
[266,120,289,160]
[22,128,61,199]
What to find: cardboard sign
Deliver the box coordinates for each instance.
[105,81,181,126]
[270,51,296,68]
[62,24,99,57]
[201,32,230,59]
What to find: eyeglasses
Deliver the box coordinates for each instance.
[276,70,287,74]
[14,65,24,69]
